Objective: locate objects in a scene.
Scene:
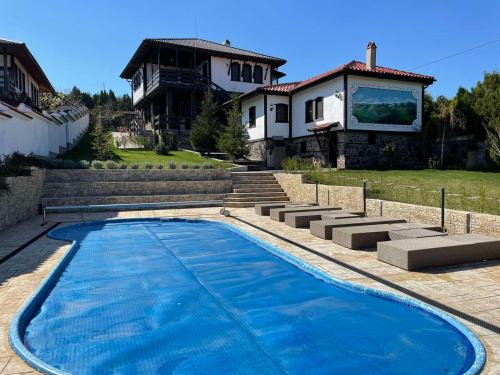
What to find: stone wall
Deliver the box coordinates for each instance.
[274,173,364,211]
[0,168,46,231]
[275,172,500,237]
[247,140,266,161]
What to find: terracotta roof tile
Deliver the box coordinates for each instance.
[258,82,301,94]
[293,60,435,90]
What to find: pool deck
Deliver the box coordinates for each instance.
[0,207,499,374]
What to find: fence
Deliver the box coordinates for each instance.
[0,102,89,158]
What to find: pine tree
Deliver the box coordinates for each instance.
[91,116,114,160]
[217,94,249,161]
[190,90,219,153]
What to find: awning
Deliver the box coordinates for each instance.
[307,121,340,132]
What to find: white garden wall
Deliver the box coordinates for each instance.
[0,102,89,158]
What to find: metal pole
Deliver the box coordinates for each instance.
[440,187,445,232]
[315,181,319,205]
[363,181,367,217]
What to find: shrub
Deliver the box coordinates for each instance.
[144,162,153,170]
[168,133,179,151]
[130,163,140,169]
[180,163,189,169]
[62,160,78,169]
[156,164,164,169]
[282,157,314,172]
[202,162,214,169]
[191,163,200,169]
[154,140,170,155]
[77,160,90,169]
[106,160,117,169]
[132,135,155,150]
[118,162,127,169]
[91,161,104,169]
[168,161,177,169]
[47,159,64,169]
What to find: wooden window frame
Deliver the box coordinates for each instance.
[305,100,313,123]
[253,65,263,84]
[314,97,324,120]
[275,103,288,123]
[248,106,256,128]
[242,64,252,83]
[230,62,241,82]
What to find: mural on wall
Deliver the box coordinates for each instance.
[352,87,417,125]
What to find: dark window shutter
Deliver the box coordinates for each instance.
[315,97,324,120]
[231,62,241,81]
[249,106,256,127]
[253,65,263,84]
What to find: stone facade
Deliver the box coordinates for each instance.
[0,168,46,231]
[275,172,500,237]
[247,139,267,161]
[338,131,421,169]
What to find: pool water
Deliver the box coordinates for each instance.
[12,219,484,374]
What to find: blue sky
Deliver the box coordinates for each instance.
[3,0,499,98]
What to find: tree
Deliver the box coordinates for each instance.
[91,116,114,160]
[217,94,249,161]
[190,90,219,153]
[472,71,500,165]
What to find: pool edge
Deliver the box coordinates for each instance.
[9,217,487,375]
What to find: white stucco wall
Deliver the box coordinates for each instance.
[267,94,290,138]
[291,76,344,138]
[210,56,271,93]
[242,94,265,141]
[0,104,89,157]
[346,75,423,132]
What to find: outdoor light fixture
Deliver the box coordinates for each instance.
[334,91,343,100]
[269,104,274,111]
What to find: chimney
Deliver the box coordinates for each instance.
[223,39,231,47]
[366,41,377,70]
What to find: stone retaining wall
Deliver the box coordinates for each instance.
[0,168,46,231]
[274,172,500,237]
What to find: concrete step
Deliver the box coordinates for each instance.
[224,199,289,208]
[43,193,227,207]
[232,182,279,189]
[43,180,231,198]
[224,196,289,203]
[231,176,276,182]
[233,187,283,193]
[226,192,287,198]
[230,172,274,177]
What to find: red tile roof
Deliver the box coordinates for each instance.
[293,60,435,90]
[307,122,340,132]
[258,82,301,94]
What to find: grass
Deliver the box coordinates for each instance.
[60,131,232,168]
[305,169,500,215]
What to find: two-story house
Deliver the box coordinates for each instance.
[0,38,55,109]
[241,42,435,169]
[120,38,286,145]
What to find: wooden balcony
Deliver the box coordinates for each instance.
[153,114,191,132]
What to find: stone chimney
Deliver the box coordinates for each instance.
[223,39,231,47]
[366,41,377,70]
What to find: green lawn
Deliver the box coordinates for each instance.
[305,169,500,215]
[60,132,232,168]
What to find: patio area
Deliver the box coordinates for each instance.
[0,207,499,374]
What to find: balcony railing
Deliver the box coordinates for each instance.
[153,114,191,132]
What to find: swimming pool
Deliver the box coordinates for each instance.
[10,218,485,374]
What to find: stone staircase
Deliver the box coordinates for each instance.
[42,170,231,209]
[224,172,289,208]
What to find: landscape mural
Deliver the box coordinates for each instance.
[352,87,417,125]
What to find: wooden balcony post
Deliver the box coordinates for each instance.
[2,47,8,95]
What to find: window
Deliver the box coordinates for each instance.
[253,65,263,84]
[275,104,288,123]
[368,133,376,145]
[242,64,252,82]
[305,100,313,123]
[132,71,142,90]
[314,97,324,120]
[249,106,256,127]
[21,72,26,93]
[230,62,240,81]
[300,141,307,153]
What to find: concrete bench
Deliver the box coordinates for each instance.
[388,228,446,241]
[310,217,407,240]
[254,202,316,216]
[331,223,441,249]
[270,206,341,222]
[377,234,500,270]
[321,211,365,220]
[284,211,361,228]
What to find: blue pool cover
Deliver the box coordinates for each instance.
[10,219,485,374]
